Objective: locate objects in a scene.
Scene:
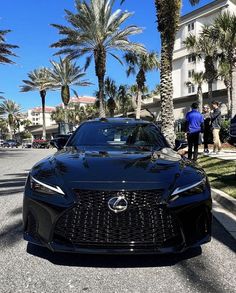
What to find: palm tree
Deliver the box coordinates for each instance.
[218,61,231,115]
[0,29,18,64]
[49,57,91,122]
[51,0,145,118]
[120,0,200,145]
[186,71,205,112]
[51,106,66,124]
[104,77,117,117]
[184,25,218,100]
[124,51,159,119]
[0,99,21,139]
[155,0,200,146]
[20,68,52,139]
[117,85,132,116]
[211,12,236,118]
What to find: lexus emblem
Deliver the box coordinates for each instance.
[108,196,128,213]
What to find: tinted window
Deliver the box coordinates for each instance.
[68,122,169,149]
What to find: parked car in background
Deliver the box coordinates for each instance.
[22,139,33,148]
[32,139,50,149]
[2,139,20,148]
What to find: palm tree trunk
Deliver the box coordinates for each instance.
[8,114,13,139]
[208,82,213,100]
[136,69,146,120]
[8,124,13,139]
[136,89,142,119]
[232,65,236,118]
[94,46,106,118]
[155,0,180,147]
[98,76,106,118]
[226,85,231,118]
[159,43,175,147]
[197,86,203,113]
[61,85,70,123]
[40,90,47,139]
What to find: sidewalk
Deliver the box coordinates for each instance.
[200,149,236,160]
[207,150,236,161]
[212,188,236,241]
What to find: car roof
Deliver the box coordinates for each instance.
[83,118,152,125]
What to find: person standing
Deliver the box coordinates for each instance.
[210,101,222,154]
[202,104,211,154]
[185,102,204,161]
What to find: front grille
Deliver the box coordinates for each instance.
[54,190,181,248]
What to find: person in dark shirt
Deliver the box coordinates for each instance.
[185,102,204,161]
[210,101,222,154]
[202,104,211,154]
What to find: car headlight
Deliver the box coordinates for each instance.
[170,178,206,200]
[30,176,65,195]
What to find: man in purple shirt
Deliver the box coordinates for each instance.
[185,102,204,161]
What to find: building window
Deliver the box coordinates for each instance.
[188,85,195,94]
[188,22,195,32]
[188,69,194,78]
[188,54,196,63]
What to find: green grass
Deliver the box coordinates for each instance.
[198,156,236,198]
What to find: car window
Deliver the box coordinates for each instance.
[67,122,169,149]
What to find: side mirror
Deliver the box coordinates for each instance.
[50,135,70,150]
[174,139,188,151]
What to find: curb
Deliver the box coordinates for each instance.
[211,188,236,216]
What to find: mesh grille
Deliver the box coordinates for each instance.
[54,190,181,248]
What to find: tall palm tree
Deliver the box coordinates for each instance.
[186,71,204,112]
[51,0,145,118]
[20,68,52,139]
[155,0,200,146]
[124,51,159,119]
[49,57,91,122]
[121,0,200,145]
[211,12,236,118]
[0,29,18,64]
[0,99,21,139]
[184,25,218,100]
[104,77,117,117]
[218,61,231,115]
[117,85,132,116]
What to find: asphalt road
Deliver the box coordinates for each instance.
[0,148,236,293]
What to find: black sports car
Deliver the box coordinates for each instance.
[23,118,212,254]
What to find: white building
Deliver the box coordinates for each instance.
[58,96,96,108]
[172,0,236,119]
[27,106,56,127]
[146,0,236,120]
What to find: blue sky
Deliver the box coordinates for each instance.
[0,0,212,112]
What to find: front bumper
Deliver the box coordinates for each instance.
[23,192,212,254]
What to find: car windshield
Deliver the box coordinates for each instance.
[67,122,169,150]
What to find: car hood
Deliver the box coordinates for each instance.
[32,147,204,193]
